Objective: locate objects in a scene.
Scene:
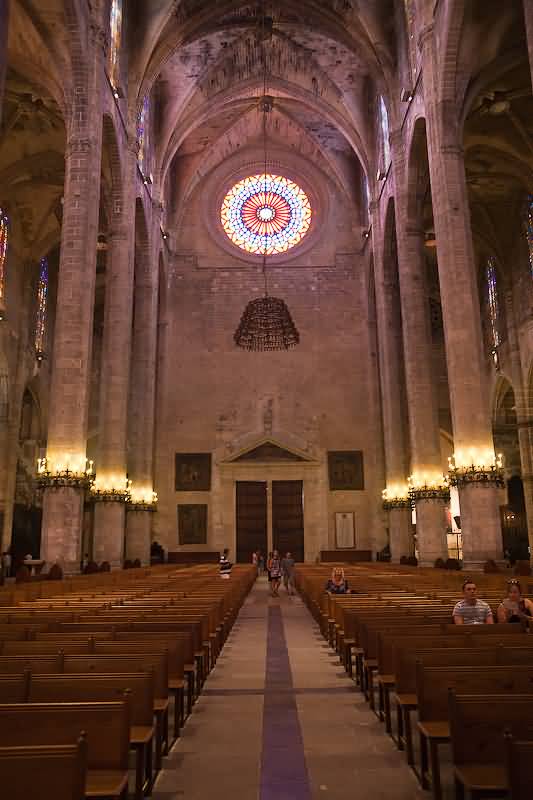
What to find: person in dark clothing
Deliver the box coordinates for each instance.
[325,567,350,594]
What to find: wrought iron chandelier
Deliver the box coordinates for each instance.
[234,7,299,352]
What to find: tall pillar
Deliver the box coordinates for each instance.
[40,23,104,573]
[420,25,503,566]
[93,146,136,568]
[371,202,412,562]
[391,133,449,565]
[0,0,9,127]
[125,210,159,565]
[523,0,533,89]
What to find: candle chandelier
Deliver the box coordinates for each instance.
[233,6,299,351]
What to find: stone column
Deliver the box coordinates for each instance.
[420,25,503,566]
[0,0,9,127]
[524,0,533,89]
[40,25,104,573]
[371,203,412,562]
[391,133,449,565]
[92,146,136,568]
[125,209,158,565]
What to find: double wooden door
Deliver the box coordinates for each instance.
[235,480,305,563]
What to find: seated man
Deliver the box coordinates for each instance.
[453,579,494,625]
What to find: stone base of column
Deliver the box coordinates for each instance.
[388,506,412,563]
[41,486,84,573]
[93,502,126,569]
[125,511,152,565]
[415,499,449,567]
[458,483,504,564]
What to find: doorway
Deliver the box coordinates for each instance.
[272,480,304,562]
[236,481,267,564]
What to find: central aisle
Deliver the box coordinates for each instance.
[152,579,425,800]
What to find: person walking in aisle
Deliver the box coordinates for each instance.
[266,551,273,585]
[219,548,232,579]
[281,551,295,595]
[269,550,282,597]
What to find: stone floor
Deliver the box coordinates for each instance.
[151,579,426,800]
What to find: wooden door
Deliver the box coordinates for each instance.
[272,480,304,562]
[236,481,267,564]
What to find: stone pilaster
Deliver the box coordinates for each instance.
[125,511,152,564]
[389,506,413,562]
[523,0,533,90]
[420,25,503,565]
[125,207,158,564]
[390,132,448,564]
[0,0,9,127]
[370,202,412,562]
[40,24,105,573]
[92,147,137,567]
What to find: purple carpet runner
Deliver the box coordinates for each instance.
[260,605,312,800]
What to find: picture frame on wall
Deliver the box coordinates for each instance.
[178,504,208,545]
[335,511,355,549]
[328,451,364,490]
[175,453,212,492]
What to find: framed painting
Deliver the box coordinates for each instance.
[175,453,212,492]
[178,504,208,545]
[328,451,364,491]
[335,511,355,549]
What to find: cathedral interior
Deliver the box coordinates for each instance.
[3,3,533,799]
[0,0,532,574]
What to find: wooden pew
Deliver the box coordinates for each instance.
[449,692,533,799]
[0,655,63,673]
[505,732,533,800]
[63,652,169,770]
[29,672,155,800]
[0,736,88,800]
[0,673,28,702]
[0,700,130,799]
[417,664,533,800]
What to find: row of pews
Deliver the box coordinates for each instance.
[0,563,255,800]
[296,564,533,800]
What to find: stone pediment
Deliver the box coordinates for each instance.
[224,438,315,464]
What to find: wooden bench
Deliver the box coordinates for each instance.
[449,692,533,799]
[29,672,155,800]
[0,736,88,800]
[63,652,169,770]
[0,700,130,799]
[505,731,533,800]
[416,664,533,800]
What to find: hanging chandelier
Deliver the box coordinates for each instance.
[234,7,300,352]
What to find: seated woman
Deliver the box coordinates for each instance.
[325,567,351,594]
[497,579,533,623]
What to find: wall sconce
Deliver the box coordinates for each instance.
[37,455,95,489]
[448,450,504,487]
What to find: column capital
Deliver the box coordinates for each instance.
[418,23,434,50]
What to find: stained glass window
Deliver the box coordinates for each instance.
[109,0,122,91]
[523,194,533,278]
[221,174,312,255]
[137,95,150,174]
[486,256,501,355]
[379,96,391,170]
[0,209,8,304]
[35,257,48,360]
[362,173,370,221]
[404,0,417,80]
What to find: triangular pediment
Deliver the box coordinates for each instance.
[224,438,315,463]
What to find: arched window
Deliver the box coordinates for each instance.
[108,0,123,91]
[137,94,150,176]
[35,257,48,360]
[403,0,417,81]
[378,96,391,171]
[0,208,8,307]
[523,193,533,278]
[362,173,370,222]
[486,256,501,361]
